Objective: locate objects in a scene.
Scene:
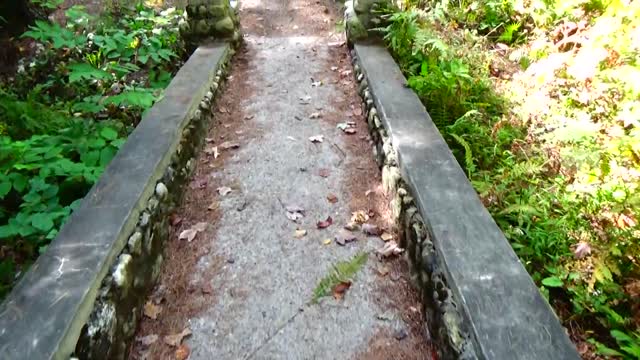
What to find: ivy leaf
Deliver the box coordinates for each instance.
[100,127,118,141]
[10,174,28,193]
[68,63,112,83]
[31,213,55,232]
[0,224,19,238]
[0,181,11,198]
[99,146,117,166]
[541,276,563,288]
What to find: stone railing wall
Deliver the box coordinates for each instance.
[349,43,581,360]
[0,43,231,360]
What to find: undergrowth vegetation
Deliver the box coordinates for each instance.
[0,2,186,298]
[380,0,639,357]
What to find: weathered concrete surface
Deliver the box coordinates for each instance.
[353,43,581,360]
[0,44,229,360]
[131,0,433,359]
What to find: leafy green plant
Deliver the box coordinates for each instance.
[0,3,187,299]
[0,123,124,298]
[383,0,640,356]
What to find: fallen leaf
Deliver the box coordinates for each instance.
[344,222,360,231]
[333,281,351,300]
[204,146,219,158]
[625,280,640,297]
[207,201,219,211]
[309,112,322,119]
[351,210,369,224]
[175,344,190,360]
[164,328,192,347]
[217,186,232,196]
[318,168,331,178]
[376,264,389,276]
[286,211,304,222]
[327,194,338,203]
[138,334,159,347]
[201,283,213,294]
[170,214,182,226]
[143,301,162,319]
[317,216,333,229]
[380,232,393,242]
[328,40,346,47]
[337,122,349,131]
[294,229,307,238]
[189,179,208,189]
[309,135,324,143]
[219,106,229,113]
[299,95,312,104]
[323,238,332,245]
[362,223,381,236]
[376,241,404,258]
[178,222,208,242]
[574,241,591,259]
[285,205,305,222]
[219,141,240,150]
[335,230,357,246]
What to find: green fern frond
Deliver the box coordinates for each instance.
[311,252,368,303]
[449,133,475,176]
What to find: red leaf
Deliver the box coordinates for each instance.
[333,281,351,300]
[317,216,333,229]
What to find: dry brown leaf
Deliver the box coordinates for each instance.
[327,194,338,203]
[574,241,591,259]
[205,146,219,158]
[351,210,369,224]
[178,222,208,242]
[380,232,393,242]
[207,201,219,211]
[285,205,305,222]
[333,281,351,300]
[175,344,190,360]
[294,229,307,238]
[164,328,192,347]
[317,216,333,229]
[318,168,331,178]
[335,230,357,246]
[143,301,162,319]
[219,141,240,150]
[376,264,389,277]
[138,334,159,347]
[309,135,324,143]
[169,214,182,227]
[344,222,360,231]
[362,223,381,236]
[201,283,213,295]
[376,241,404,258]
